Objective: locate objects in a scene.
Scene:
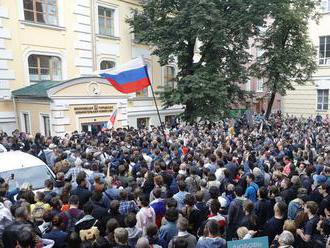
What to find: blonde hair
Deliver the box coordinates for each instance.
[283,220,296,234]
[237,226,249,239]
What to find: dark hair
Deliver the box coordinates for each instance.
[17,230,34,248]
[76,171,86,185]
[165,208,179,222]
[178,181,186,191]
[146,224,158,237]
[247,173,255,181]
[210,200,221,214]
[52,215,63,228]
[69,195,79,205]
[166,198,178,208]
[184,194,195,206]
[91,191,103,202]
[106,218,119,234]
[258,186,268,199]
[195,191,204,202]
[322,219,330,235]
[139,194,150,207]
[205,219,220,236]
[234,185,243,197]
[153,187,162,199]
[83,202,94,215]
[125,213,137,228]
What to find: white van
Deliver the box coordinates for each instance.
[0,151,55,190]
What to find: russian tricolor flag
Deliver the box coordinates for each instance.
[99,57,151,94]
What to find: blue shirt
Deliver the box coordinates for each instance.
[173,191,188,209]
[159,221,178,245]
[245,182,259,203]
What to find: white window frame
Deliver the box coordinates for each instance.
[28,54,62,83]
[319,36,330,65]
[99,60,116,70]
[39,113,51,136]
[135,60,152,97]
[317,89,329,111]
[20,111,32,134]
[256,79,264,92]
[96,2,119,38]
[321,0,330,13]
[24,50,66,86]
[137,117,150,129]
[162,64,177,89]
[246,79,251,91]
[18,0,64,27]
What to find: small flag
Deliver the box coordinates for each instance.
[99,57,151,94]
[107,109,117,129]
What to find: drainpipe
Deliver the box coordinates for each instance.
[90,0,97,72]
[12,97,19,130]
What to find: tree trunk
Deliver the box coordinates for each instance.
[265,91,276,119]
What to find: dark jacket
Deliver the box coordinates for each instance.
[71,186,92,208]
[227,197,245,228]
[255,199,272,228]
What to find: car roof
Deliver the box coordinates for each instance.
[0,151,46,172]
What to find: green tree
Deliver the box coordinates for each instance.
[128,0,269,122]
[251,0,318,119]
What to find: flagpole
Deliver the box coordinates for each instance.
[144,67,167,142]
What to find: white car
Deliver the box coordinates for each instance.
[0,151,55,191]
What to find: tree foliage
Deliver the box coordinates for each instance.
[128,0,318,121]
[251,0,318,118]
[128,0,269,122]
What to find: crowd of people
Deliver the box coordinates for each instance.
[0,112,329,247]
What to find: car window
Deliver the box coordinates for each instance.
[0,165,53,190]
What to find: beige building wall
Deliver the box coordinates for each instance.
[283,9,330,117]
[15,101,51,135]
[0,0,182,135]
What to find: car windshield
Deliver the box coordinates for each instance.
[0,165,53,190]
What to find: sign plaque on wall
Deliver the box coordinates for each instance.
[74,105,114,114]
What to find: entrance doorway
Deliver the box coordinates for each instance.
[81,122,106,134]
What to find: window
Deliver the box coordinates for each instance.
[23,0,58,25]
[246,79,251,91]
[317,89,329,111]
[136,62,151,97]
[137,118,149,129]
[98,6,115,36]
[319,36,330,65]
[321,0,330,12]
[100,60,115,70]
[28,55,61,83]
[41,114,51,136]
[256,47,265,62]
[256,79,264,92]
[165,115,176,126]
[164,65,176,89]
[21,112,31,134]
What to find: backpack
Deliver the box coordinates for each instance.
[64,210,81,233]
[188,176,199,193]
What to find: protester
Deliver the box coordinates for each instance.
[0,112,330,247]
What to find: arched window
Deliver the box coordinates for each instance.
[164,65,176,89]
[136,62,151,97]
[100,60,116,70]
[28,54,62,83]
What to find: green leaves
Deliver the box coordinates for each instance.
[128,0,317,121]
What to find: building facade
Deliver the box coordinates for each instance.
[282,1,330,117]
[0,0,182,136]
